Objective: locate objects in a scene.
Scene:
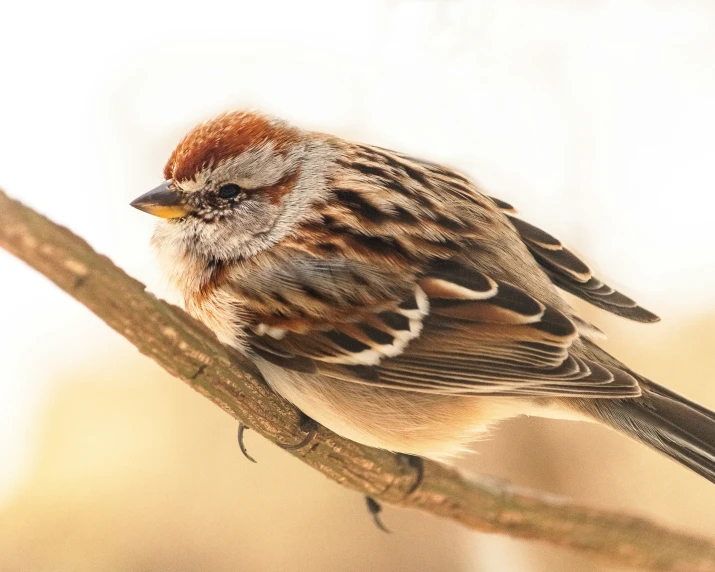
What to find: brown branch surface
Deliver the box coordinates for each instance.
[1,188,714,572]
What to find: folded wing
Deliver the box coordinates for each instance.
[490,196,660,323]
[248,257,640,398]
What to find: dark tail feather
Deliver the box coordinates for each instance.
[589,380,715,483]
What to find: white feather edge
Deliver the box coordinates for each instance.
[317,286,430,365]
[420,276,498,300]
[253,286,430,366]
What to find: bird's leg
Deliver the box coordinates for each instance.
[237,422,258,463]
[365,496,390,533]
[363,455,423,532]
[237,414,317,461]
[398,453,424,495]
[279,413,318,451]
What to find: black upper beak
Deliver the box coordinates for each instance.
[130,181,190,219]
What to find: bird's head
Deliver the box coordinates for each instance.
[131,110,337,261]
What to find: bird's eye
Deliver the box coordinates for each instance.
[218,184,242,199]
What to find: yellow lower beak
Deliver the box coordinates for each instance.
[130,181,191,219]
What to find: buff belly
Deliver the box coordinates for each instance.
[255,358,540,459]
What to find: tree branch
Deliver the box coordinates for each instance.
[1,188,713,572]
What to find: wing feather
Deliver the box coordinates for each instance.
[488,199,660,323]
[238,150,649,400]
[247,258,640,399]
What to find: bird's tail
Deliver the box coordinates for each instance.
[588,379,715,483]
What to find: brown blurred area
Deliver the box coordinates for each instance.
[1,308,714,572]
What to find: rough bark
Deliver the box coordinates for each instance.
[1,188,713,572]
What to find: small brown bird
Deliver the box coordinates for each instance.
[132,110,715,482]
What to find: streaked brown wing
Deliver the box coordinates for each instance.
[247,258,640,398]
[489,196,660,323]
[350,144,658,324]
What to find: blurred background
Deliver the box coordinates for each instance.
[1,1,715,570]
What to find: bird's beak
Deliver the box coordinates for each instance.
[130,181,191,219]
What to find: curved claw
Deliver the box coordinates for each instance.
[237,422,258,463]
[365,496,390,533]
[400,454,424,495]
[280,417,318,451]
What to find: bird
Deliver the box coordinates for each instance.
[131,109,715,484]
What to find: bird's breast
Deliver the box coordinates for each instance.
[155,238,251,350]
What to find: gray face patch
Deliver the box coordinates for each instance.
[153,136,339,265]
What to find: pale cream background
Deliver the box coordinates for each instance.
[1,1,715,570]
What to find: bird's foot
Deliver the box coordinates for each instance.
[398,454,424,495]
[279,414,318,451]
[365,496,390,533]
[237,422,258,463]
